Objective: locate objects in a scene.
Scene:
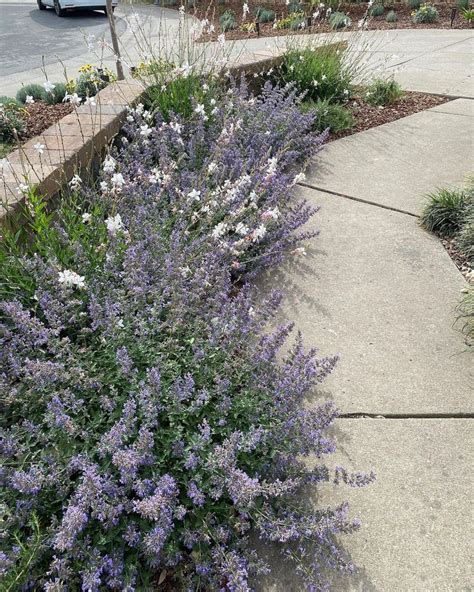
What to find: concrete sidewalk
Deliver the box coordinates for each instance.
[263,95,473,589]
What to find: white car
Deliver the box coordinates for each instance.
[37,0,118,17]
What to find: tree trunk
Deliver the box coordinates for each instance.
[106,0,124,81]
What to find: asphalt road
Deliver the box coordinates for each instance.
[0,1,128,78]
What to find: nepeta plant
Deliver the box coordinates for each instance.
[0,80,373,591]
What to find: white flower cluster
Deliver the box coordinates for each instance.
[63,93,82,106]
[58,269,86,289]
[105,213,124,236]
[69,174,82,190]
[265,156,278,178]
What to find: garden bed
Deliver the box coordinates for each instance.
[330,90,450,140]
[22,101,74,140]
[0,41,383,590]
[185,0,471,42]
[1,101,73,158]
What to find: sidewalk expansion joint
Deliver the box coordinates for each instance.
[297,182,419,218]
[340,413,474,419]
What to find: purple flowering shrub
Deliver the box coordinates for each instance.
[0,80,373,590]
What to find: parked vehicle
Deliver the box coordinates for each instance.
[37,0,118,17]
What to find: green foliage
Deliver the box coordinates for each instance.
[385,9,398,21]
[146,74,221,121]
[75,64,115,99]
[220,9,237,31]
[370,3,385,16]
[0,513,45,591]
[365,78,403,105]
[456,286,474,344]
[457,0,470,9]
[302,98,354,133]
[275,12,305,28]
[421,188,471,237]
[457,184,474,263]
[0,96,22,108]
[411,2,438,22]
[290,13,306,28]
[461,7,474,21]
[0,187,108,302]
[16,83,46,103]
[43,82,67,105]
[0,100,26,143]
[255,6,276,22]
[0,142,14,158]
[277,44,352,103]
[329,11,352,29]
[288,0,303,13]
[407,0,421,8]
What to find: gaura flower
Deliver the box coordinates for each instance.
[58,269,86,289]
[105,213,124,235]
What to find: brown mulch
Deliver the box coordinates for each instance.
[183,1,472,42]
[23,101,74,141]
[330,91,450,141]
[441,236,473,281]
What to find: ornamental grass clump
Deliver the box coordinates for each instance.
[421,187,471,237]
[0,79,373,591]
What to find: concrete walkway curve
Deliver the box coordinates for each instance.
[254,29,473,592]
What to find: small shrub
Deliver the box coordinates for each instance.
[0,102,26,143]
[408,0,421,8]
[275,12,305,29]
[412,3,438,23]
[385,9,398,21]
[421,188,470,237]
[288,0,303,13]
[277,44,352,103]
[76,65,115,99]
[0,96,22,108]
[241,21,257,32]
[365,78,403,105]
[302,98,354,133]
[275,15,292,28]
[255,6,276,22]
[43,82,67,105]
[290,12,306,28]
[329,11,352,29]
[220,9,237,31]
[458,0,470,9]
[16,83,46,103]
[370,3,385,16]
[461,7,474,22]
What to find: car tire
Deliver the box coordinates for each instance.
[54,0,65,16]
[37,0,47,10]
